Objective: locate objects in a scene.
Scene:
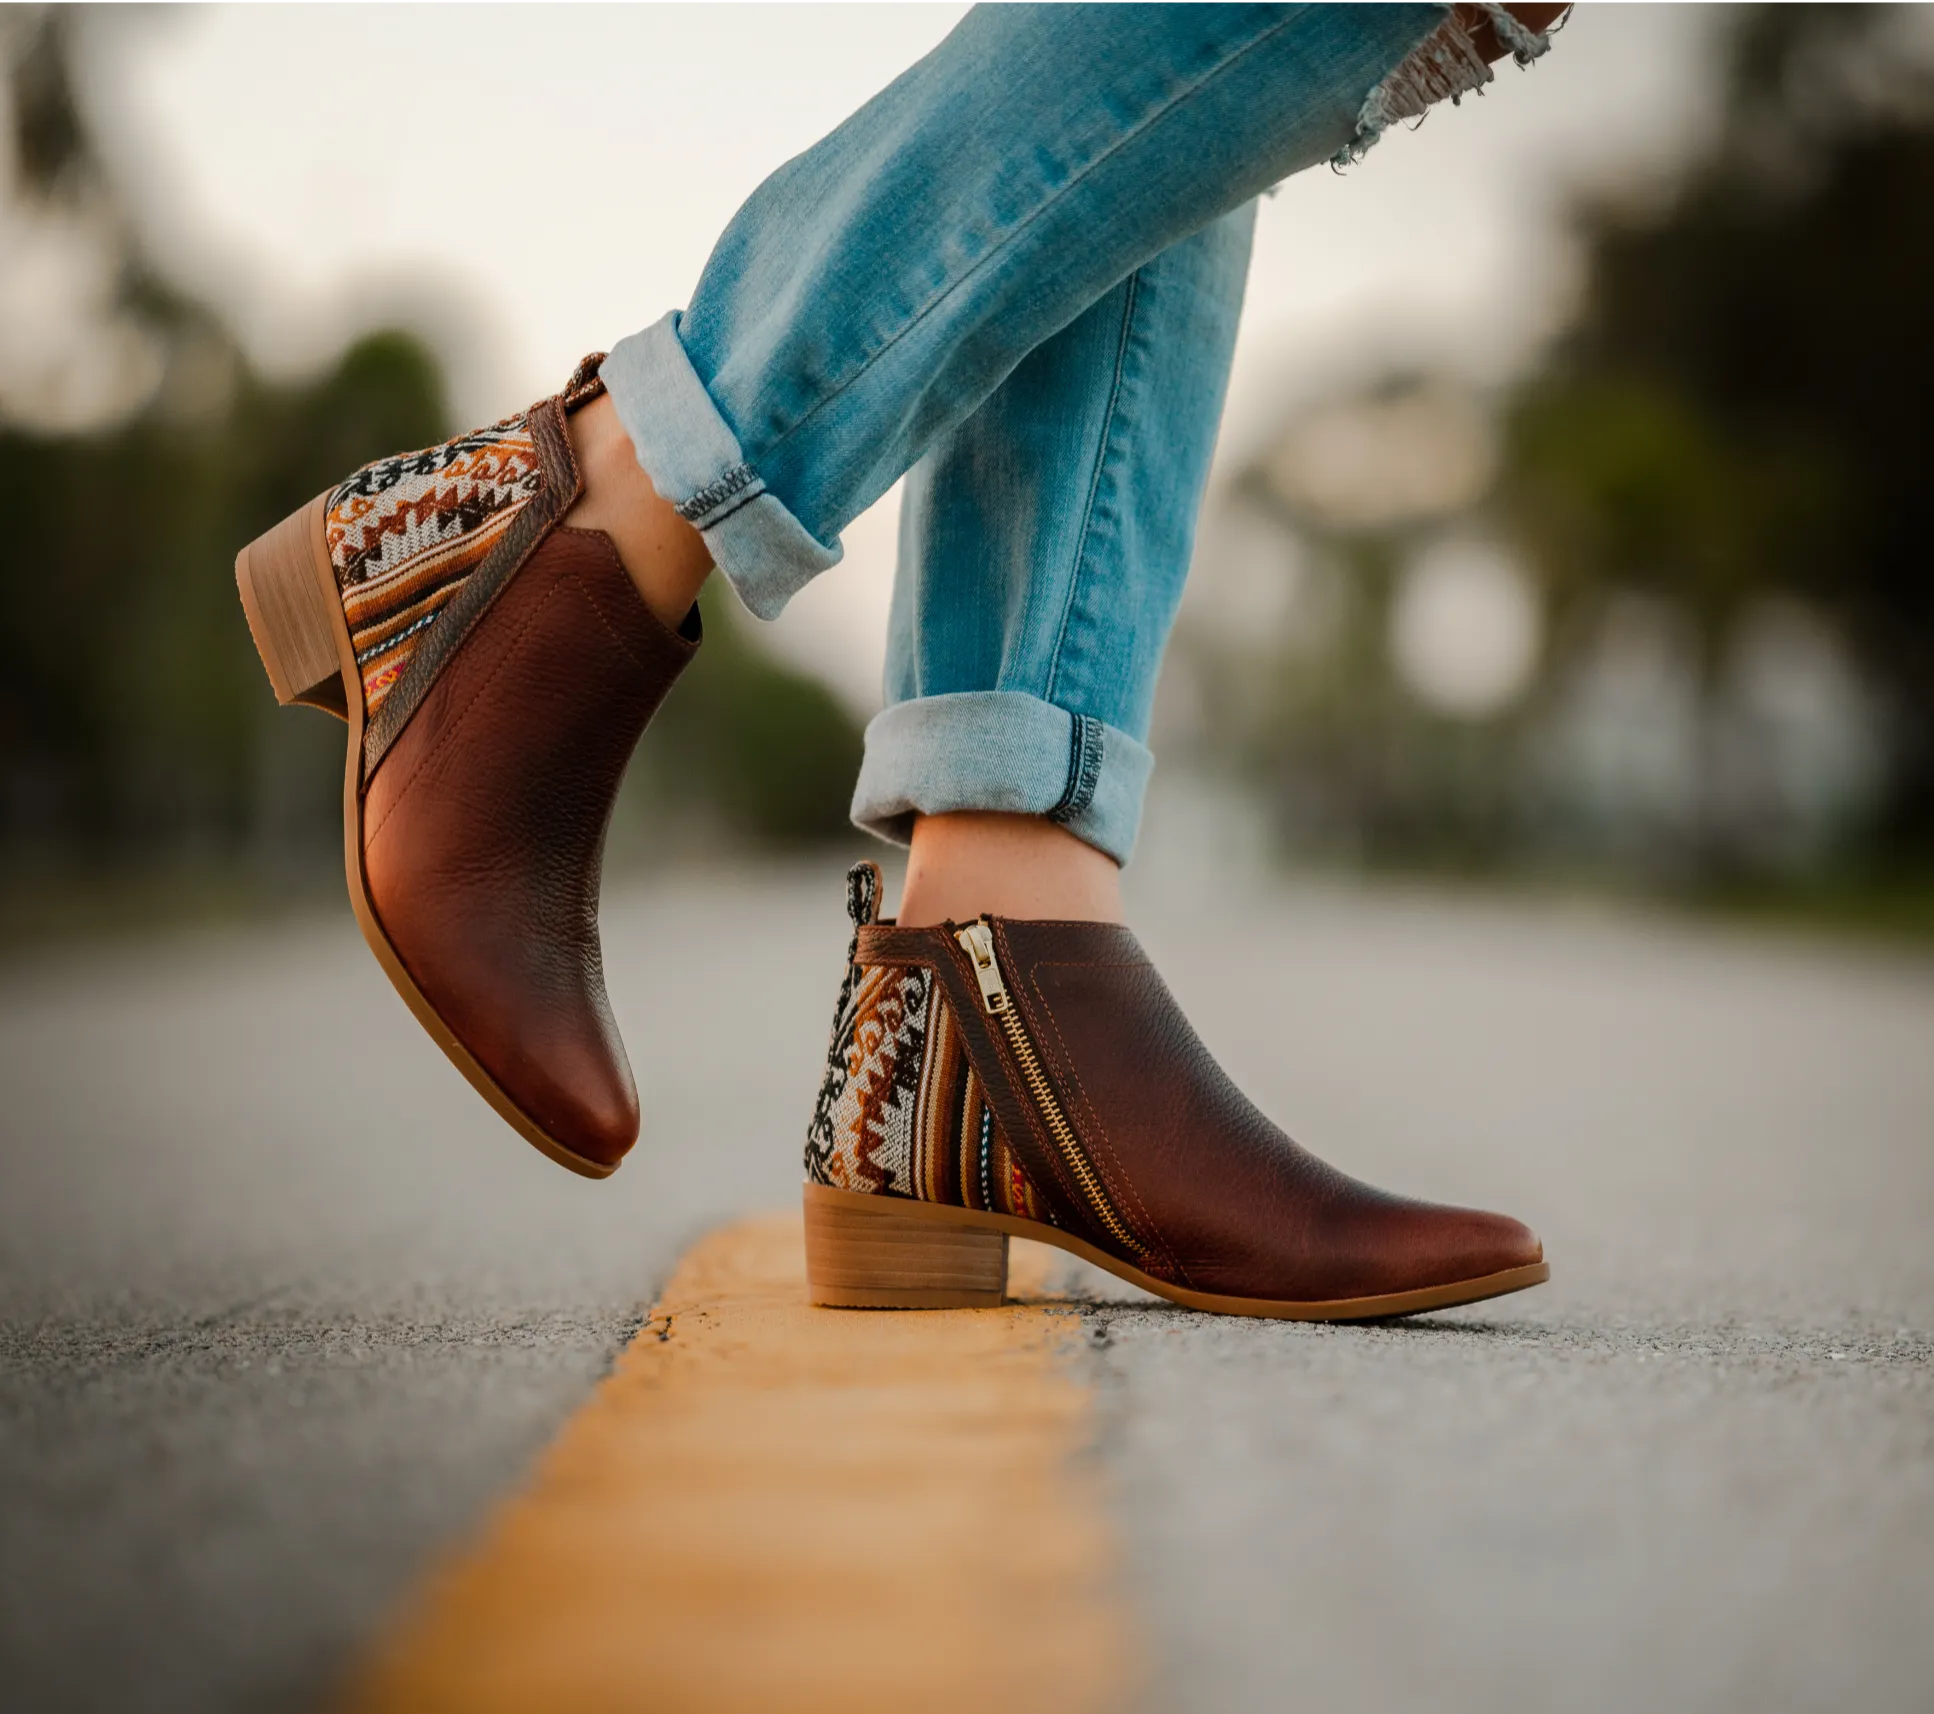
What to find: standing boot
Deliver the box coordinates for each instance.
[803,865,1547,1319]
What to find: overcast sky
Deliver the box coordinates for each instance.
[84,3,1723,712]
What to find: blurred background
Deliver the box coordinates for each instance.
[2,2,1931,944]
[5,14,1933,1713]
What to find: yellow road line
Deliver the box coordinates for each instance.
[342,1213,1132,1714]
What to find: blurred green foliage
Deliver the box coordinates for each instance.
[0,10,861,931]
[1207,523,1532,868]
[1501,3,1934,855]
[637,586,864,851]
[1,331,451,864]
[1191,4,1934,916]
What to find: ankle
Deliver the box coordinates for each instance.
[896,812,1123,927]
[565,392,712,630]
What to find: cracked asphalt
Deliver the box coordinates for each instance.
[3,860,1930,1713]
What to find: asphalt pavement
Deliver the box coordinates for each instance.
[2,855,1929,1713]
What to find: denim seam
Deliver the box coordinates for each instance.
[756,9,1311,462]
[696,487,768,532]
[1048,714,1106,823]
[1046,268,1141,711]
[676,460,765,525]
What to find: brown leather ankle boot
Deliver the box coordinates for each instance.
[234,358,698,1177]
[802,863,1547,1318]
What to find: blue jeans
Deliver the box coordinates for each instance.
[604,3,1536,862]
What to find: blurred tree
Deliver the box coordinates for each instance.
[634,586,865,850]
[1502,3,1934,860]
[0,9,862,908]
[1,333,450,860]
[0,10,451,865]
[1179,6,1930,903]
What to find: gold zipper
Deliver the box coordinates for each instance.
[954,920,1140,1254]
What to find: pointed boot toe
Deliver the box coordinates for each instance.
[1464,1208,1544,1277]
[235,358,696,1177]
[499,1007,642,1174]
[1339,1197,1547,1304]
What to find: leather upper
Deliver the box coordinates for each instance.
[357,383,698,1171]
[858,917,1542,1301]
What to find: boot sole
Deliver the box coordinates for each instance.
[803,1181,1549,1320]
[236,497,617,1180]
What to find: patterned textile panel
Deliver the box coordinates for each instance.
[806,959,1046,1219]
[993,1127,1045,1222]
[324,414,545,716]
[914,992,967,1204]
[806,962,932,1194]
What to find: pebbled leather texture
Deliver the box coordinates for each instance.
[854,918,1542,1301]
[360,521,698,1169]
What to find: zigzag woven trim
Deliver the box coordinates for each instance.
[805,959,1045,1220]
[325,414,544,719]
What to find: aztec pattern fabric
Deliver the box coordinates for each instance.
[324,413,546,716]
[805,958,1049,1222]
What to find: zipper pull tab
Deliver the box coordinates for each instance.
[954,920,1011,1015]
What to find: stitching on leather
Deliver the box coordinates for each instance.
[857,931,1174,1259]
[364,573,575,850]
[933,940,1091,1219]
[539,396,576,492]
[366,538,687,853]
[550,533,665,677]
[1023,985,1190,1287]
[999,931,1189,1285]
[535,395,582,509]
[1024,953,1188,1272]
[364,388,582,772]
[362,488,556,773]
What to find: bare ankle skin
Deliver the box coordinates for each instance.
[565,392,712,631]
[897,811,1124,927]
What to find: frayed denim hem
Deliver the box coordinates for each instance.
[1332,2,1561,168]
[600,313,839,620]
[851,692,1154,867]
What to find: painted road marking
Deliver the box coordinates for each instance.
[343,1213,1131,1714]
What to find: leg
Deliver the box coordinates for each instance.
[798,212,1551,1314]
[863,207,1258,923]
[580,2,1560,636]
[786,8,1564,1314]
[598,3,1555,623]
[233,2,1562,1181]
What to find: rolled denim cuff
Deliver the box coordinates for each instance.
[600,313,838,620]
[851,691,1153,867]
